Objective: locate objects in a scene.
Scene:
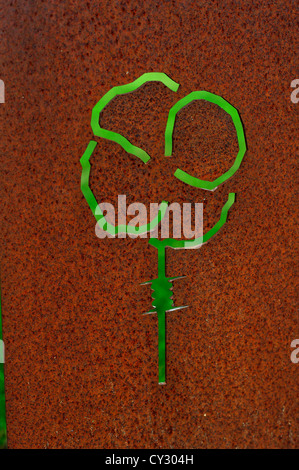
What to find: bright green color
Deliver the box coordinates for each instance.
[142,245,188,384]
[165,91,246,190]
[80,140,168,236]
[91,72,180,163]
[147,192,235,382]
[0,286,7,448]
[149,192,235,249]
[80,73,245,384]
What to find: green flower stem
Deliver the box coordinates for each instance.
[157,243,167,384]
[149,192,236,383]
[157,306,166,385]
[150,242,177,384]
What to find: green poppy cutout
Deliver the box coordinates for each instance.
[80,72,247,384]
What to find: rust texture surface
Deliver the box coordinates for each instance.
[0,0,298,448]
